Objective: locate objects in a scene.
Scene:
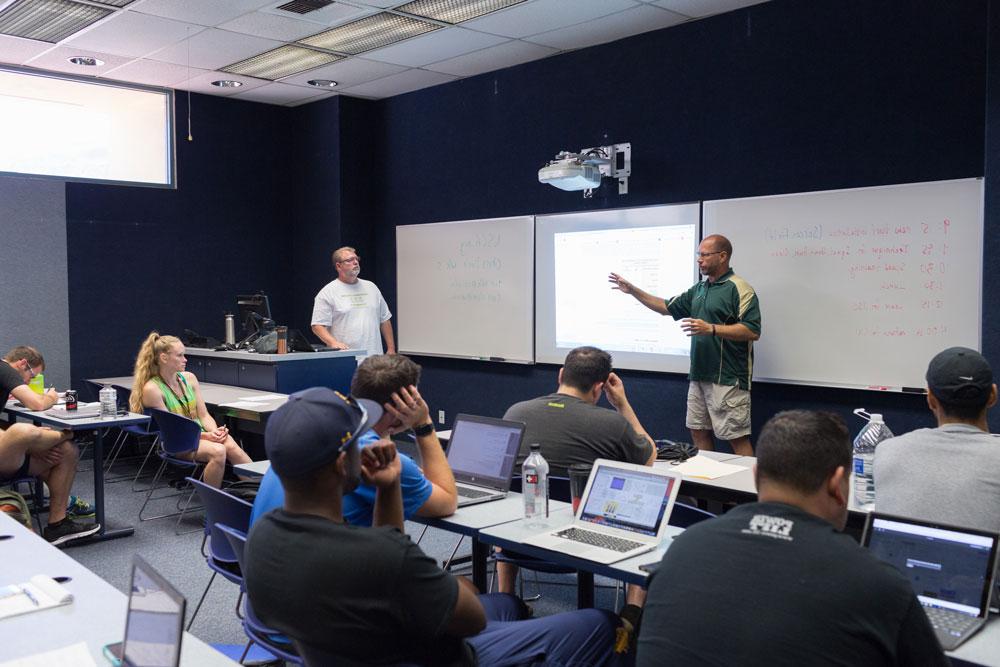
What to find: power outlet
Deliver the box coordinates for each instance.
[438,410,446,425]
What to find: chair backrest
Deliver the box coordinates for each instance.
[668,502,716,528]
[81,379,105,404]
[148,408,202,456]
[188,478,253,563]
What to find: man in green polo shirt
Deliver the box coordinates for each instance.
[609,234,760,456]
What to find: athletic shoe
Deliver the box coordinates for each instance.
[43,517,101,546]
[66,495,95,519]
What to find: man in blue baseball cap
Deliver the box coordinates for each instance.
[244,386,619,666]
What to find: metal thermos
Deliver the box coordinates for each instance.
[224,313,235,345]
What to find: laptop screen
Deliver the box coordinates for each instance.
[123,555,186,667]
[864,515,998,617]
[579,464,677,537]
[446,415,523,488]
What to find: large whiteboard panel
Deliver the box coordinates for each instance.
[397,216,534,363]
[703,178,983,390]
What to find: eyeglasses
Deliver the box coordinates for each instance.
[337,256,360,264]
[22,361,37,378]
[696,251,724,258]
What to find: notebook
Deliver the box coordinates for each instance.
[862,512,999,651]
[522,459,681,564]
[0,575,73,620]
[105,555,187,667]
[445,414,524,507]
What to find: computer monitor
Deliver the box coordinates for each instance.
[236,293,271,336]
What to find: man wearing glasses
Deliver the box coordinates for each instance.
[609,234,760,456]
[0,346,100,545]
[311,246,396,357]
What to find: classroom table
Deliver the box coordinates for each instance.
[0,512,237,665]
[2,401,150,542]
[182,347,359,395]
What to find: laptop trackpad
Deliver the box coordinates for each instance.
[559,541,593,556]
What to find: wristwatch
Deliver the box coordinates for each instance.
[414,422,435,437]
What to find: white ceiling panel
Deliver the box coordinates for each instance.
[462,0,641,39]
[364,26,508,68]
[346,0,405,8]
[149,29,282,70]
[175,70,271,96]
[103,58,206,87]
[651,0,767,18]
[258,2,373,27]
[278,56,406,88]
[131,0,274,27]
[218,10,326,41]
[525,4,686,50]
[63,11,203,58]
[0,35,55,65]
[231,80,334,105]
[424,38,556,77]
[23,46,132,75]
[337,67,456,98]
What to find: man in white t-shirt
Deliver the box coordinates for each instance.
[311,246,395,357]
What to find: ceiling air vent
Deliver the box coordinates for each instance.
[276,0,335,15]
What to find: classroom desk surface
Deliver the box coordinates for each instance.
[92,376,288,423]
[183,347,360,362]
[0,512,236,666]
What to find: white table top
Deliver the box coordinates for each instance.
[3,401,149,430]
[92,377,288,420]
[0,513,236,666]
[184,347,361,362]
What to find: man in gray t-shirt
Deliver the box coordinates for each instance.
[875,347,1000,534]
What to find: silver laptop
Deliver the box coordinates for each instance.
[862,512,999,651]
[446,414,524,507]
[522,459,681,564]
[103,554,187,667]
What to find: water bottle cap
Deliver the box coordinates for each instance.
[529,443,541,451]
[870,413,883,422]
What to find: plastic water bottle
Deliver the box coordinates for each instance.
[522,444,549,525]
[852,409,894,509]
[99,384,117,419]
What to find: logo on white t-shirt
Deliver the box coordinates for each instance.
[741,514,794,541]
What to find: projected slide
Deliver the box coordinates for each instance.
[536,204,700,373]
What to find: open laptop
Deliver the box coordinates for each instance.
[522,459,681,564]
[862,512,999,651]
[446,414,524,507]
[103,554,187,667]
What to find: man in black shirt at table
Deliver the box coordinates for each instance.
[637,410,947,667]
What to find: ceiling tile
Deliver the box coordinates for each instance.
[231,80,333,105]
[424,38,555,77]
[23,46,132,75]
[364,26,508,67]
[258,1,372,27]
[102,58,205,87]
[0,34,55,65]
[650,0,767,18]
[63,11,203,58]
[149,28,282,70]
[175,70,271,96]
[342,0,402,8]
[131,0,274,27]
[524,4,686,50]
[218,10,324,41]
[278,55,406,88]
[462,0,641,39]
[336,67,456,98]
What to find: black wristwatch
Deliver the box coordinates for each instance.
[414,422,435,437]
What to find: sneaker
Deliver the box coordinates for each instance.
[43,517,101,546]
[66,495,95,519]
[614,603,643,654]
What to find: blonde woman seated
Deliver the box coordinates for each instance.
[130,332,252,488]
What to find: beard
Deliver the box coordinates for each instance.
[347,266,361,279]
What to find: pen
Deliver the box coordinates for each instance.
[19,585,39,607]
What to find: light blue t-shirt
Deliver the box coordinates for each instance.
[249,430,433,527]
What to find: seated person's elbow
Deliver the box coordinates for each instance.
[416,484,458,518]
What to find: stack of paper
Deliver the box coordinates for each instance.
[0,575,73,620]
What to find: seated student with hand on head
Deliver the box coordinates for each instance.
[251,353,457,526]
[0,345,99,545]
[244,387,619,666]
[130,332,252,489]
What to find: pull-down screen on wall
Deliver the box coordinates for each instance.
[0,66,174,187]
[535,203,700,373]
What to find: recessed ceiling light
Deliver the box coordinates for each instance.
[68,56,103,66]
[397,0,527,25]
[307,79,337,88]
[222,45,341,81]
[299,12,441,55]
[0,0,112,43]
[211,80,243,88]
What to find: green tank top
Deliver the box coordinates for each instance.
[152,374,205,431]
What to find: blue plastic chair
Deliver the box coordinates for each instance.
[102,385,157,480]
[186,477,254,631]
[138,409,204,527]
[216,524,303,665]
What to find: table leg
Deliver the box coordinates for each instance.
[472,538,488,592]
[88,427,133,542]
[577,571,595,608]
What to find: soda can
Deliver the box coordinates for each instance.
[64,390,78,410]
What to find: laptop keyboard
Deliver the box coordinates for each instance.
[924,606,980,636]
[555,527,644,553]
[457,486,492,499]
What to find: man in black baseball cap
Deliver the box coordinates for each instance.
[243,387,619,666]
[875,347,1000,534]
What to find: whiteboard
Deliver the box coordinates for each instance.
[703,178,983,390]
[396,216,534,363]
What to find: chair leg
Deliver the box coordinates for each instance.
[239,640,255,664]
[186,570,217,630]
[130,437,160,492]
[104,430,128,473]
[441,536,465,570]
[138,461,197,522]
[236,590,244,620]
[414,524,429,544]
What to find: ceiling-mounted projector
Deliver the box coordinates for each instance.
[538,142,631,197]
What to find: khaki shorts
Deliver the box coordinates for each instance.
[686,381,751,441]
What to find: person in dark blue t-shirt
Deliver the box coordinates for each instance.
[251,354,457,526]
